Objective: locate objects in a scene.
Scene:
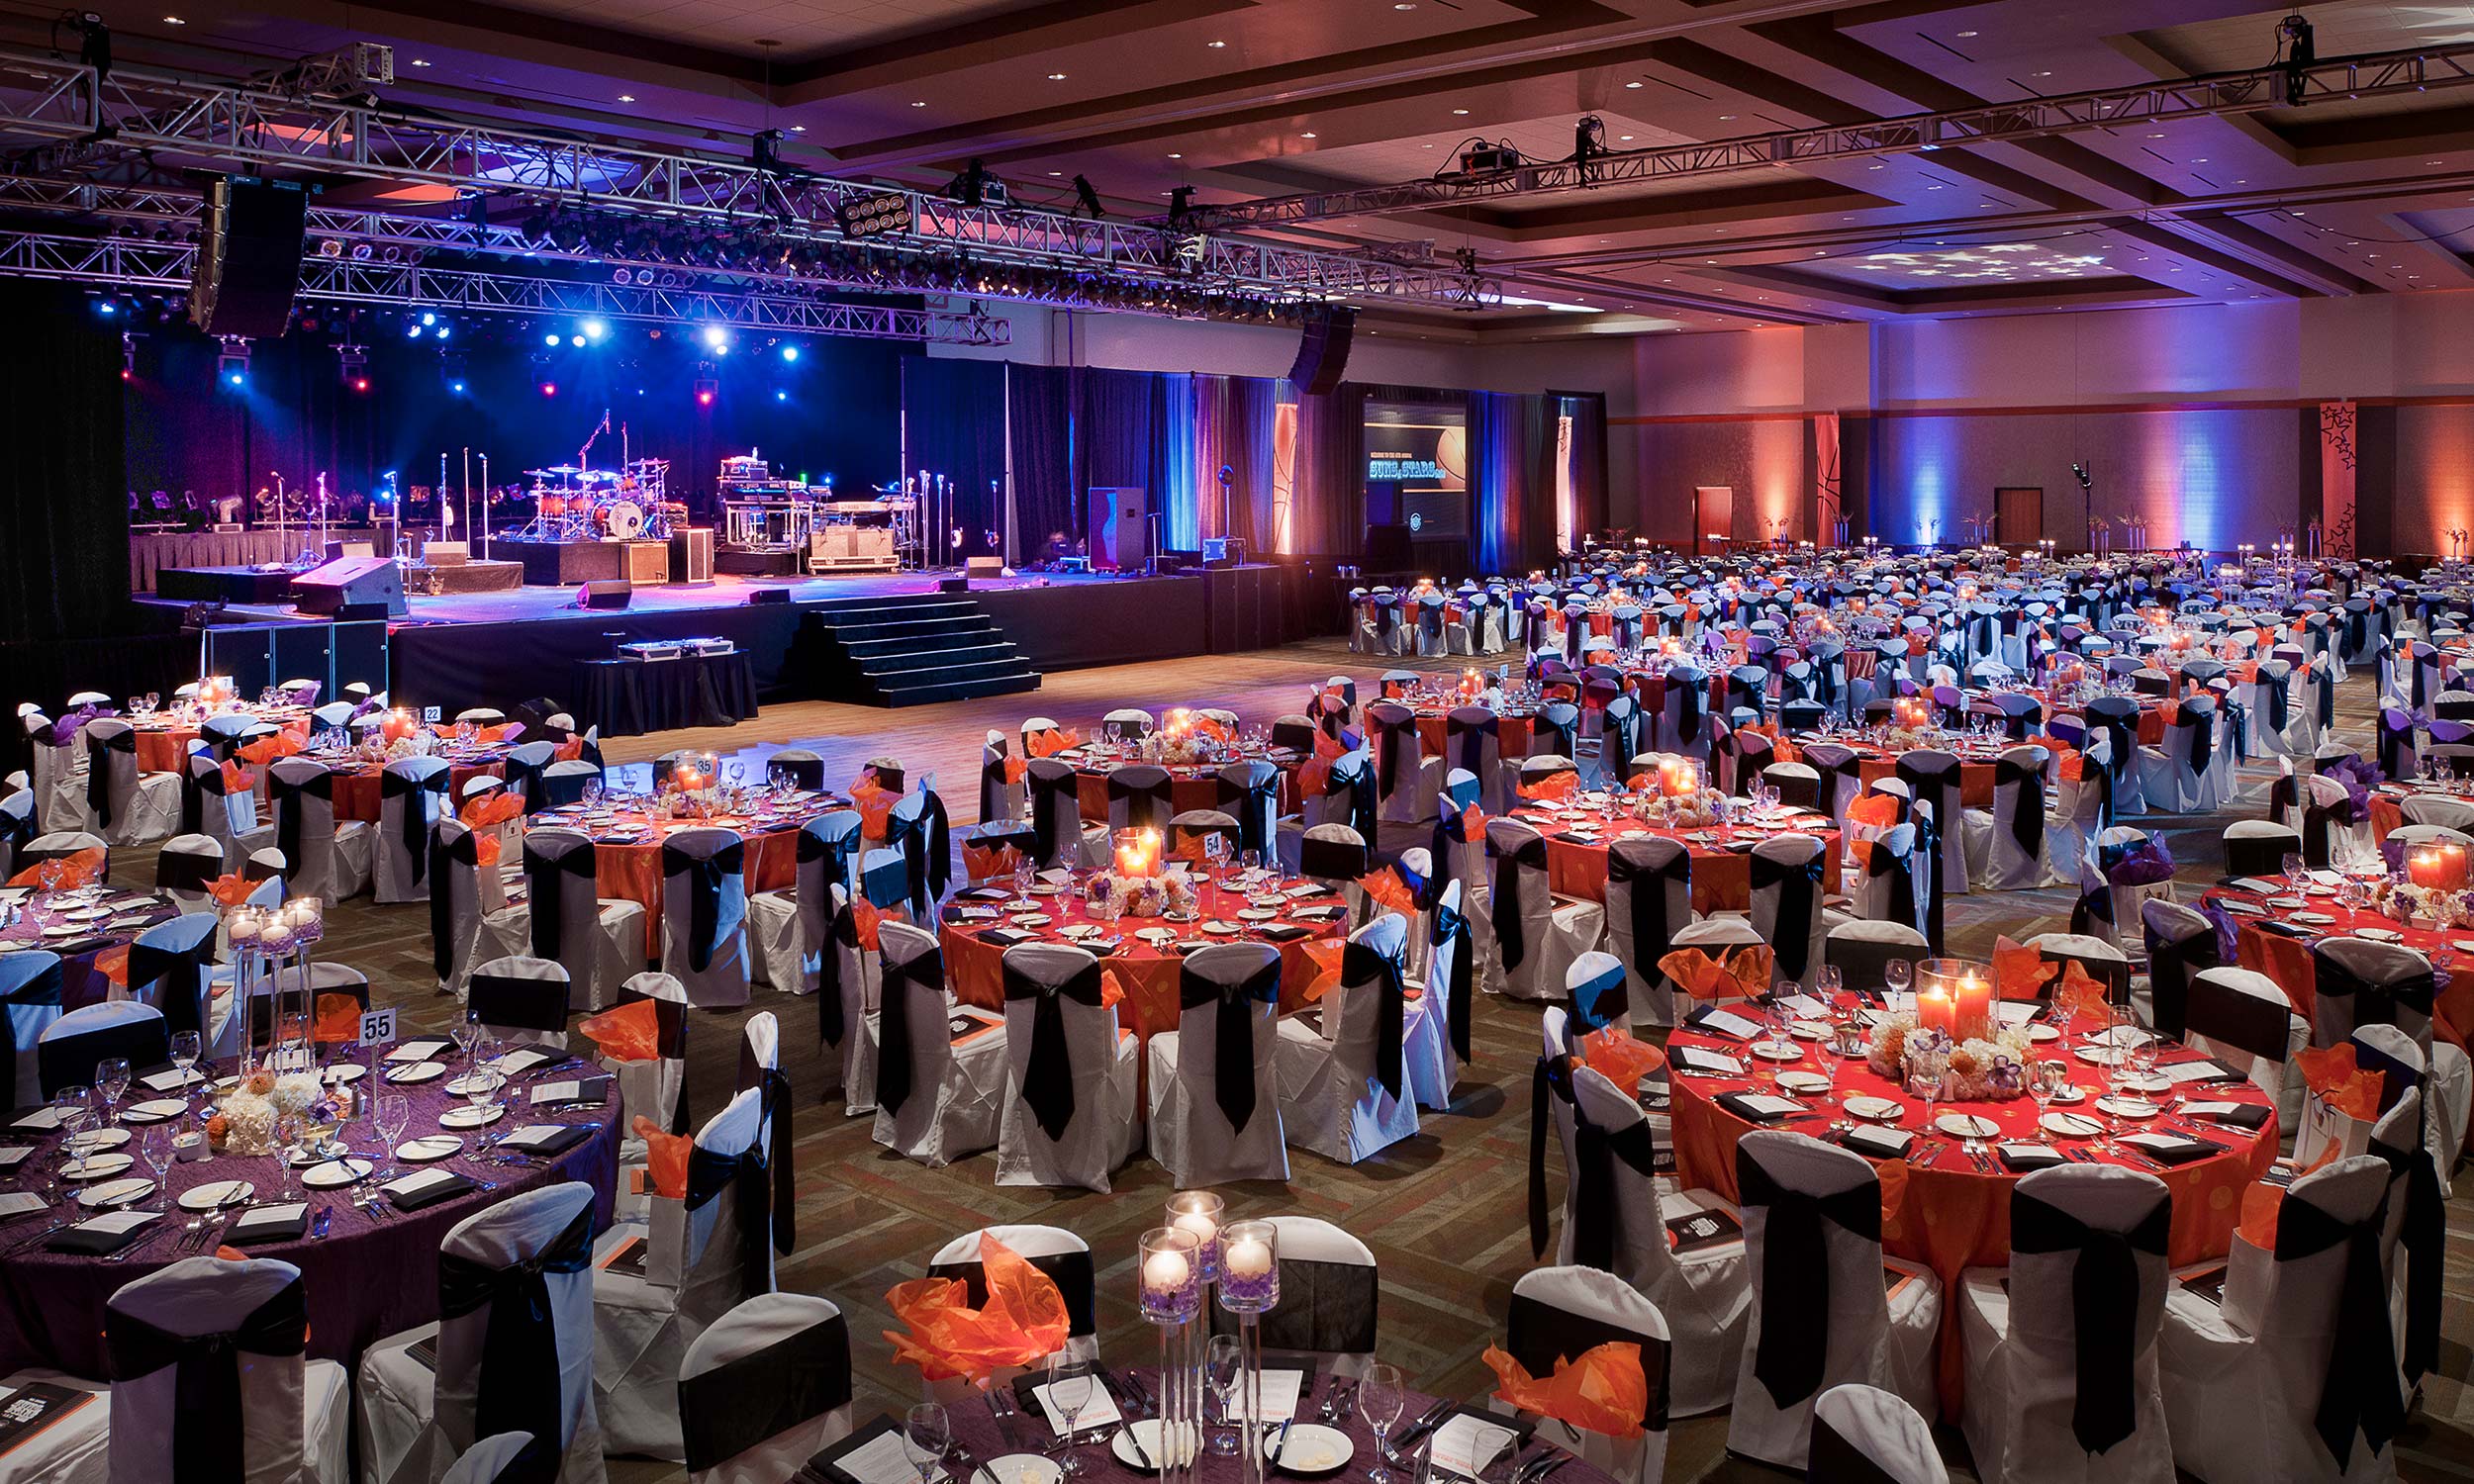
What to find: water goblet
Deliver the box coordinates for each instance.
[1882,957,1914,1006]
[1205,1331,1244,1455]
[376,1093,411,1161]
[273,1111,304,1199]
[1045,1353,1095,1476]
[2281,852,2308,893]
[463,1067,503,1119]
[1358,1362,1406,1484]
[904,1403,952,1484]
[52,1084,92,1185]
[140,1124,174,1210]
[94,1057,131,1130]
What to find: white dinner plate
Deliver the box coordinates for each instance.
[2073,1047,2130,1067]
[2096,1095,2159,1119]
[73,1176,153,1209]
[1845,1096,1906,1123]
[1011,914,1053,928]
[1262,1424,1355,1477]
[985,1457,1062,1484]
[438,1104,504,1129]
[323,1065,366,1085]
[384,1062,447,1085]
[1238,908,1281,922]
[60,1152,134,1181]
[1774,1070,1832,1095]
[300,1159,373,1188]
[119,1099,189,1125]
[2289,912,2337,927]
[177,1179,253,1212]
[1934,1113,2001,1140]
[2356,928,2406,944]
[2041,1110,2107,1138]
[2026,1024,2062,1042]
[1749,1040,1802,1063]
[396,1135,463,1162]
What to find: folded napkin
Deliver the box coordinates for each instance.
[1713,1090,1802,1123]
[48,1210,159,1254]
[384,1168,479,1211]
[2116,1131,2225,1165]
[224,1201,311,1246]
[2180,1100,2273,1131]
[527,1075,611,1108]
[1997,1143,2066,1172]
[979,927,1035,948]
[498,1123,594,1157]
[2159,1056,2247,1085]
[1841,1126,1915,1159]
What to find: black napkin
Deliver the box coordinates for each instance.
[1713,1090,1798,1124]
[1841,1125,1915,1159]
[1997,1144,2066,1172]
[1665,1206,1744,1253]
[2181,1101,2273,1131]
[499,1123,595,1157]
[2253,920,2316,939]
[47,1217,160,1254]
[2164,1057,2248,1085]
[385,1171,480,1211]
[2179,1265,2230,1305]
[529,1074,612,1109]
[1257,924,1310,943]
[958,887,1011,902]
[979,928,1034,948]
[2118,1133,2222,1165]
[222,1203,312,1246]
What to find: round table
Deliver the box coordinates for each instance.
[1664,1016,2277,1412]
[1410,706,1537,761]
[529,796,843,958]
[938,875,1346,1043]
[0,1047,622,1377]
[1062,748,1306,825]
[0,888,182,1009]
[130,704,312,776]
[308,742,536,823]
[2203,882,2474,1050]
[1510,805,1843,916]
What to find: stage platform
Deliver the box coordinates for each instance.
[139,563,1331,716]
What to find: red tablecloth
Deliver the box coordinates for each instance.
[1666,1020,2277,1413]
[2207,887,2474,1053]
[1066,751,1303,826]
[527,802,831,957]
[1514,807,1843,914]
[1411,709,1535,760]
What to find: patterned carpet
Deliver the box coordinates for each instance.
[96,640,2474,1481]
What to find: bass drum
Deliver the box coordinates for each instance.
[599,500,646,540]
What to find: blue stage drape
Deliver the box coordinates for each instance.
[901,357,1007,557]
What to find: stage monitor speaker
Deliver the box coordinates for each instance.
[578,580,633,610]
[747,587,791,605]
[965,556,1004,578]
[1286,308,1357,396]
[1362,523,1412,571]
[293,555,406,617]
[938,576,970,595]
[188,176,308,339]
[1088,487,1149,570]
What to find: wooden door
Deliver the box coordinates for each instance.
[1995,487,2043,548]
[1694,486,1734,551]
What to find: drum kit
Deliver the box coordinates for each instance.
[513,459,672,543]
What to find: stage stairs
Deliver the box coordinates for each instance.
[805,592,1042,706]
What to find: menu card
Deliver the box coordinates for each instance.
[0,1382,93,1457]
[1426,1413,1522,1481]
[815,1418,932,1484]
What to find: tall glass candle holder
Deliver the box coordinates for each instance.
[1216,1220,1281,1484]
[1915,957,1994,1044]
[227,906,266,1073]
[1165,1190,1224,1460]
[1138,1227,1203,1484]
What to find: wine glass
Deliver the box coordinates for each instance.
[95,1058,130,1130]
[904,1403,952,1484]
[1904,1047,1946,1138]
[1045,1353,1094,1476]
[1205,1331,1245,1455]
[2030,1057,2069,1138]
[1814,965,1844,1006]
[1810,1014,1842,1106]
[2281,852,2308,894]
[273,1110,304,1199]
[52,1084,92,1185]
[463,1067,503,1120]
[375,1093,411,1164]
[169,1031,201,1091]
[451,1012,481,1067]
[1882,957,1914,1008]
[1358,1362,1406,1484]
[139,1124,174,1211]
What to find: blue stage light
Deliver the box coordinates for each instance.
[226,371,244,387]
[543,332,560,346]
[407,324,424,337]
[450,380,468,394]
[421,312,437,326]
[581,318,608,341]
[781,344,799,363]
[94,300,115,317]
[570,334,586,347]
[435,326,450,339]
[775,389,788,402]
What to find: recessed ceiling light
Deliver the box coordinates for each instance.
[2192,157,2207,163]
[1048,170,1062,175]
[1048,72,1067,80]
[1452,108,1469,115]
[1394,2,1416,9]
[789,125,806,133]
[1301,132,1316,139]
[1206,40,1226,47]
[1718,114,1736,121]
[1625,81,1644,89]
[1956,30,1977,37]
[1618,135,1634,140]
[2147,133,2164,139]
[2034,70,2052,77]
[618,94,635,102]
[161,13,183,22]
[911,101,927,107]
[410,57,429,66]
[1168,152,1183,158]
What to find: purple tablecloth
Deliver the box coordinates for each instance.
[0,1049,623,1379]
[0,891,181,1010]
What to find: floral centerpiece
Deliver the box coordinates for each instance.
[1631,786,1726,829]
[206,1068,332,1156]
[1091,827,1198,918]
[1865,1016,2033,1100]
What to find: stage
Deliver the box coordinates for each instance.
[140,562,1332,717]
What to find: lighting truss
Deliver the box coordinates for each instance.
[0,226,1009,345]
[1168,40,2474,231]
[0,46,1500,312]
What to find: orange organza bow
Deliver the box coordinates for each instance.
[97,946,130,987]
[2299,1043,2385,1120]
[1480,1342,1648,1440]
[1002,756,1028,787]
[8,847,104,890]
[964,842,1023,882]
[314,993,362,1044]
[460,791,521,829]
[1657,943,1774,1000]
[1517,771,1578,804]
[237,733,303,767]
[581,998,664,1063]
[1907,633,1931,656]
[204,874,254,907]
[851,779,896,841]
[1992,935,2058,1001]
[851,896,888,953]
[2237,1180,2286,1249]
[1847,793,1901,831]
[474,724,509,744]
[220,760,256,794]
[1097,970,1128,1010]
[1575,1027,1665,1089]
[2052,961,2112,1023]
[632,1115,693,1199]
[1025,728,1081,760]
[1194,716,1236,745]
[1359,870,1417,918]
[884,1234,1075,1383]
[1460,802,1486,841]
[554,737,586,763]
[1299,938,1348,1002]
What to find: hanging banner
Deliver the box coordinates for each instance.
[1811,411,1843,545]
[2320,401,2357,559]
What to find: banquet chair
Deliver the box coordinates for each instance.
[1802,743,1866,834]
[2024,932,2132,1006]
[1605,835,1693,1029]
[1958,1164,2175,1484]
[1277,911,1421,1164]
[237,757,372,902]
[1658,916,1766,1007]
[1148,942,1288,1185]
[2222,818,2303,880]
[2157,1155,2402,1484]
[440,1435,538,1484]
[1533,1051,1747,1414]
[994,943,1139,1192]
[1444,705,1507,813]
[502,741,559,814]
[37,1001,166,1098]
[1810,1384,1947,1483]
[2081,697,2148,818]
[0,789,33,881]
[357,1181,606,1484]
[980,730,1022,825]
[481,827,645,1012]
[19,831,108,885]
[1025,759,1106,872]
[1403,878,1471,1111]
[1728,1132,1941,1468]
[1761,759,1821,811]
[0,951,62,1109]
[1748,834,1830,991]
[455,706,508,725]
[466,956,573,1049]
[1205,1216,1381,1379]
[749,810,863,998]
[1101,708,1156,740]
[2397,791,2474,831]
[1106,764,1176,838]
[78,717,176,846]
[17,709,82,834]
[1600,696,1650,789]
[196,711,255,764]
[661,827,752,1010]
[1216,760,1283,864]
[1894,751,1969,898]
[869,921,1003,1166]
[1659,666,1714,761]
[1844,822,1929,939]
[2247,659,2298,759]
[607,972,691,1176]
[1486,1266,1670,1484]
[2046,731,2113,880]
[882,788,952,922]
[2138,694,2229,814]
[375,757,452,904]
[924,1225,1099,1392]
[152,831,225,914]
[1825,921,1930,996]
[676,1294,854,1484]
[428,816,500,998]
[2138,899,2221,1039]
[1364,701,1440,826]
[1485,813,1604,1001]
[1563,949,1630,1039]
[1963,745,2058,890]
[594,1086,772,1461]
[2292,657,2334,755]
[2182,967,2309,1143]
[119,909,217,1047]
[538,760,600,811]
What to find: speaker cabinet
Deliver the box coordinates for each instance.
[1286,309,1357,396]
[1088,487,1149,570]
[578,580,633,610]
[292,555,406,617]
[624,541,670,586]
[188,176,309,339]
[669,526,715,584]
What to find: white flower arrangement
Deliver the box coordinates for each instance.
[1866,1015,2034,1100]
[214,1089,277,1155]
[1094,871,1198,918]
[1630,786,1725,830]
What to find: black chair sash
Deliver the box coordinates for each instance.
[1668,673,1705,748]
[523,842,598,966]
[1602,702,1645,782]
[107,1272,310,1484]
[2183,974,2290,1063]
[2369,1129,2444,1385]
[1750,849,1822,981]
[1736,1155,1881,1409]
[1004,957,1110,1141]
[1805,1411,1904,1484]
[1028,768,1082,870]
[980,749,1011,824]
[1527,1057,1660,1271]
[176,758,219,839]
[270,768,333,875]
[679,1312,853,1474]
[1503,1288,1669,1431]
[1220,1255,1380,1356]
[126,937,210,1040]
[1108,773,1177,838]
[1180,956,1283,1134]
[1894,770,1950,953]
[686,1133,776,1304]
[927,1249,1099,1339]
[504,751,550,814]
[470,972,570,1034]
[1369,713,1421,803]
[813,894,859,1055]
[1867,835,1920,935]
[155,849,221,895]
[1220,773,1283,862]
[2317,665,2336,729]
[874,945,945,1120]
[1432,901,1475,1064]
[2274,1188,2403,1468]
[2008,1188,2169,1457]
[1607,847,1688,988]
[665,840,747,974]
[1992,758,2045,861]
[85,727,135,831]
[1323,763,1379,843]
[2182,706,2214,778]
[2142,929,2219,1042]
[1536,705,1580,766]
[437,1199,596,1484]
[1341,940,1407,1100]
[382,769,447,884]
[2311,952,2436,1036]
[2378,709,2415,784]
[798,821,857,904]
[428,827,486,981]
[885,793,952,918]
[1489,833,1551,973]
[2262,670,2291,734]
[1449,714,1495,788]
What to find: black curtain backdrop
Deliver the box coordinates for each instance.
[1007,363,1075,558]
[1557,390,1609,542]
[1078,368,1168,534]
[1292,382,1367,558]
[901,356,1007,557]
[1,283,131,643]
[1521,392,1562,570]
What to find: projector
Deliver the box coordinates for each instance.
[1459,143,1521,174]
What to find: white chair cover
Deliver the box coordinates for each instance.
[428,817,493,998]
[608,972,691,1173]
[1147,943,1287,1185]
[1605,835,1692,1030]
[1402,879,1471,1111]
[481,827,643,1013]
[677,1293,854,1484]
[37,1001,166,1100]
[1276,912,1422,1163]
[1810,1383,1949,1484]
[870,922,1004,1167]
[79,718,177,846]
[661,827,751,1009]
[2183,967,2308,1136]
[1962,745,2057,891]
[104,1254,348,1484]
[1488,1266,1669,1484]
[1208,1217,1380,1379]
[922,1226,1098,1397]
[1484,817,1603,1002]
[994,943,1139,1192]
[1749,834,1829,991]
[240,757,372,902]
[749,811,863,998]
[465,956,571,1049]
[373,758,452,905]
[1364,702,1441,826]
[0,951,64,1110]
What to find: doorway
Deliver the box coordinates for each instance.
[1995,487,2043,548]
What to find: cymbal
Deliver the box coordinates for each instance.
[530,464,584,475]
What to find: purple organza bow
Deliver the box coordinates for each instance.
[2199,897,2240,964]
[2327,754,2379,821]
[41,703,115,745]
[2105,833,2175,886]
[2382,836,2409,873]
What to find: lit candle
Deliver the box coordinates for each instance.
[1141,1248,1190,1295]
[229,909,260,944]
[2411,846,2445,889]
[1224,1237,1271,1279]
[1171,1208,1218,1247]
[1918,987,1955,1036]
[1954,972,1992,1043]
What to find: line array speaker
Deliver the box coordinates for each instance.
[1286,308,1357,397]
[188,176,309,339]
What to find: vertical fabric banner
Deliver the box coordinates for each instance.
[1554,413,1574,554]
[1271,399,1299,554]
[2319,401,2357,558]
[1811,411,1843,545]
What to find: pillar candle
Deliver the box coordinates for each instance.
[1954,972,1992,1043]
[1918,988,1955,1037]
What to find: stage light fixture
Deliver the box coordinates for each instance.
[92,298,114,317]
[694,376,717,407]
[434,326,450,340]
[216,336,249,389]
[539,381,557,397]
[407,323,424,338]
[701,325,728,348]
[774,389,788,402]
[420,312,436,326]
[581,318,607,340]
[1074,175,1105,218]
[570,334,586,347]
[543,332,560,346]
[781,344,800,362]
[336,342,367,387]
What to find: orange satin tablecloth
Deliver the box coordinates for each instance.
[1067,752,1304,826]
[538,811,813,957]
[1412,710,1535,761]
[1515,809,1843,915]
[2208,887,2474,1057]
[1665,1021,2276,1413]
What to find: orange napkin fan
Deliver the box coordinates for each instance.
[632,1115,694,1198]
[1657,944,1774,1000]
[1480,1342,1649,1441]
[1992,936,2058,1002]
[1025,728,1081,760]
[1097,970,1128,1010]
[964,841,1023,883]
[851,897,890,953]
[2051,961,2112,1023]
[1574,1027,1665,1090]
[1846,793,1901,832]
[851,779,896,841]
[1002,756,1029,787]
[2236,1179,2287,1250]
[2298,1043,2384,1121]
[7,847,105,890]
[96,946,131,987]
[1358,870,1417,919]
[1193,716,1235,745]
[237,733,303,768]
[458,790,523,869]
[1516,772,1578,804]
[1299,939,1348,1003]
[1460,801,1487,840]
[474,724,509,744]
[581,999,665,1063]
[205,874,254,907]
[314,993,363,1044]
[885,1234,1074,1384]
[220,760,257,794]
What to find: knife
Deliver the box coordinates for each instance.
[1391,1399,1455,1453]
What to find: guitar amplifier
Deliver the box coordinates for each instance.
[669,526,714,584]
[624,541,670,585]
